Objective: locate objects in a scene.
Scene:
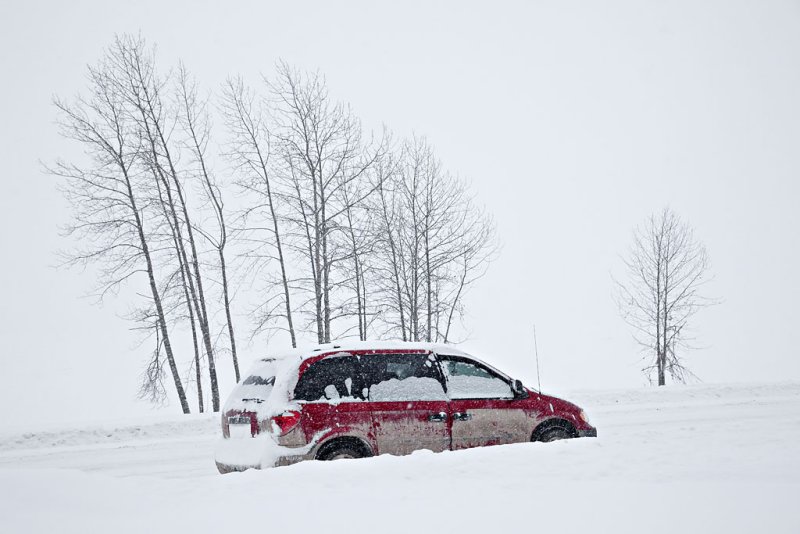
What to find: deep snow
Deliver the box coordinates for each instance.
[1,382,798,533]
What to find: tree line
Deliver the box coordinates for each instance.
[51,35,497,413]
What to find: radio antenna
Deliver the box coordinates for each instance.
[533,324,542,392]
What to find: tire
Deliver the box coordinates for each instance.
[537,426,572,443]
[318,445,365,461]
[216,462,251,474]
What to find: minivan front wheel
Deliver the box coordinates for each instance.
[537,427,572,442]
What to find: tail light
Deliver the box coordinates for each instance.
[270,410,301,436]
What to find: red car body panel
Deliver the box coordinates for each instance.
[369,400,451,455]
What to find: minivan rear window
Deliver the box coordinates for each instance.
[294,356,363,402]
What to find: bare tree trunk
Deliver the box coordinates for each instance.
[182,194,219,407]
[425,228,432,343]
[125,168,190,414]
[221,78,296,347]
[443,257,470,343]
[169,196,205,411]
[314,188,324,343]
[378,179,407,340]
[656,229,665,386]
[219,250,239,379]
[178,66,240,382]
[343,199,367,340]
[180,249,204,412]
[322,207,331,342]
[150,151,205,411]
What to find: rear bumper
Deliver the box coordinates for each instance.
[215,455,309,473]
[214,436,315,473]
[577,427,598,438]
[274,452,313,467]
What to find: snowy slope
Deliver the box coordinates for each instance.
[1,382,798,533]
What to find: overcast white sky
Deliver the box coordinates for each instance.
[1,0,798,424]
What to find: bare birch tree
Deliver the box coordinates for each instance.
[152,168,204,412]
[107,35,220,410]
[176,65,240,383]
[616,207,715,385]
[372,152,409,339]
[221,76,297,347]
[50,57,191,413]
[336,167,379,340]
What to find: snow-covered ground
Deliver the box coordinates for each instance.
[1,382,798,533]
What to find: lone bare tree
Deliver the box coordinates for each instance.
[616,207,714,385]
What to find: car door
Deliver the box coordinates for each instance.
[439,355,531,450]
[362,352,450,456]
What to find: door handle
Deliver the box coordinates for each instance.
[453,412,472,421]
[428,412,447,422]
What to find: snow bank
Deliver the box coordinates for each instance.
[1,381,798,533]
[0,452,796,534]
[0,414,218,453]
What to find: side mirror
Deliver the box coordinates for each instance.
[512,379,528,399]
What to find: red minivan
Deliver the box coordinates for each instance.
[214,342,597,472]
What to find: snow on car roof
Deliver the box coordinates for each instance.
[258,340,472,364]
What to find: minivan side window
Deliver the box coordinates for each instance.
[361,353,447,402]
[440,357,514,400]
[294,356,364,402]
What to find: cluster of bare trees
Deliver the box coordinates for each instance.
[51,36,237,413]
[370,138,497,342]
[220,64,497,347]
[52,36,497,412]
[616,207,715,386]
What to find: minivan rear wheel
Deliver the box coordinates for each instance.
[319,445,363,461]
